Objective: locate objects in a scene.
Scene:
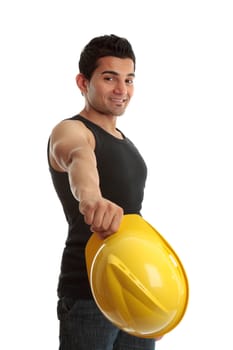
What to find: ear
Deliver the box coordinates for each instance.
[76,73,88,95]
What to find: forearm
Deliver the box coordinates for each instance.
[67,149,102,202]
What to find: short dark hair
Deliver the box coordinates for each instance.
[79,34,136,80]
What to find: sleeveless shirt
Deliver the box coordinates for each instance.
[47,115,147,299]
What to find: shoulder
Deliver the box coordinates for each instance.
[49,118,95,156]
[51,118,94,144]
[49,118,96,171]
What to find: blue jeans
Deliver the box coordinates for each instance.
[57,297,156,350]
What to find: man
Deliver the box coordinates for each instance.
[48,34,157,349]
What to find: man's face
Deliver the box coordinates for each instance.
[85,56,135,117]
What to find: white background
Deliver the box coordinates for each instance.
[0,0,232,349]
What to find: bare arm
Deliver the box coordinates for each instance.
[49,120,123,237]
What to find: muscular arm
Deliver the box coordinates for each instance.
[49,120,123,237]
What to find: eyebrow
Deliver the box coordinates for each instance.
[101,70,135,77]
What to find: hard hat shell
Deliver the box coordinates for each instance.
[85,214,189,338]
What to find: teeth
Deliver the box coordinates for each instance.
[112,98,126,103]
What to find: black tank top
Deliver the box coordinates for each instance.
[47,115,147,299]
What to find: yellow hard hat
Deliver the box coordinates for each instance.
[85,214,189,338]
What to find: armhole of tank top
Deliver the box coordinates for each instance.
[66,115,99,152]
[79,121,100,154]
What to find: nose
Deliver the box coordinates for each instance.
[113,80,127,95]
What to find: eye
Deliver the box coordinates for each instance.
[126,78,134,85]
[103,76,115,82]
[104,76,113,81]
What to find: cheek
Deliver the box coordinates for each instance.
[87,85,98,101]
[88,82,105,97]
[128,84,134,94]
[87,87,106,106]
[128,87,134,98]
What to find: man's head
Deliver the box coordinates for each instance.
[79,34,136,80]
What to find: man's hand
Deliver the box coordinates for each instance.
[79,197,124,238]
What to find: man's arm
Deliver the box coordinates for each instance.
[49,120,123,238]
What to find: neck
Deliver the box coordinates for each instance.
[79,109,121,137]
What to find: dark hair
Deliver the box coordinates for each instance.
[79,34,136,80]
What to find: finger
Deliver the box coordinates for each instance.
[95,231,111,239]
[91,208,105,231]
[100,211,114,232]
[80,206,95,226]
[109,210,123,233]
[94,211,123,238]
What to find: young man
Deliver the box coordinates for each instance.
[48,34,157,349]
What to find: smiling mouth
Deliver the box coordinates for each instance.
[111,98,127,104]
